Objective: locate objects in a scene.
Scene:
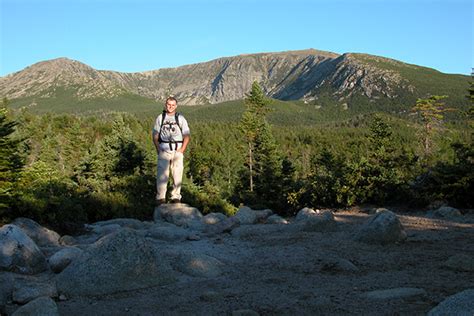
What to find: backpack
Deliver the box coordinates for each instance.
[158,110,184,150]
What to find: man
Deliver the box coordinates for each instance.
[152,96,190,205]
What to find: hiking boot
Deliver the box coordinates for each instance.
[170,199,181,204]
[155,199,166,206]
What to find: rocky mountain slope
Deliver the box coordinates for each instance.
[0,58,127,101]
[0,49,469,109]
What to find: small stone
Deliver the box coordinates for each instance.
[443,254,474,272]
[320,258,359,273]
[266,215,288,224]
[199,290,219,302]
[187,234,201,241]
[59,235,77,246]
[363,287,426,300]
[232,309,260,316]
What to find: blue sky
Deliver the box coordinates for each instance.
[1,0,472,77]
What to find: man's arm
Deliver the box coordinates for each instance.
[178,134,190,153]
[152,131,160,154]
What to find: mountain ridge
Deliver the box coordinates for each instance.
[0,49,469,112]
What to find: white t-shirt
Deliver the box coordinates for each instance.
[153,113,190,151]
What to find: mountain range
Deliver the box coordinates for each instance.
[0,49,469,113]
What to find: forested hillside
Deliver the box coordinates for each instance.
[1,78,472,232]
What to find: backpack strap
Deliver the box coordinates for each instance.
[175,112,183,135]
[158,110,167,143]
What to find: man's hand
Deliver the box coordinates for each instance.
[178,135,190,154]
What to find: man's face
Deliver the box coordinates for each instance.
[165,100,177,113]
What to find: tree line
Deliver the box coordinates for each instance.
[0,81,472,233]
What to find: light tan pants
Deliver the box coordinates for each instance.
[156,150,184,200]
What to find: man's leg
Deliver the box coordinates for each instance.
[170,151,184,201]
[156,151,171,200]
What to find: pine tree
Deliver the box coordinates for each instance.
[238,82,290,209]
[467,71,474,130]
[239,82,270,193]
[0,101,25,216]
[411,95,450,159]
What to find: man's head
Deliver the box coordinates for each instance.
[165,96,178,114]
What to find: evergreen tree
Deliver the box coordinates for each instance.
[237,82,290,210]
[467,71,474,130]
[94,115,146,177]
[0,101,25,217]
[239,82,270,193]
[359,114,411,203]
[411,95,450,159]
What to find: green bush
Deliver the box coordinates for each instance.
[182,181,236,216]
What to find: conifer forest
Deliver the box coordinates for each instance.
[1,81,473,233]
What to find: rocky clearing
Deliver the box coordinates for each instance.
[1,206,474,315]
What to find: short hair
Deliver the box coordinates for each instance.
[165,96,178,104]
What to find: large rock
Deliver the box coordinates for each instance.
[203,217,240,236]
[202,212,228,225]
[429,206,462,219]
[12,218,60,247]
[0,273,14,311]
[428,289,474,316]
[295,207,319,221]
[231,224,288,239]
[48,247,84,273]
[294,208,337,232]
[91,218,151,230]
[355,209,407,244]
[234,206,272,224]
[87,223,122,236]
[146,224,190,242]
[173,252,224,278]
[11,296,59,316]
[56,229,176,296]
[12,280,57,304]
[0,225,48,274]
[154,204,204,230]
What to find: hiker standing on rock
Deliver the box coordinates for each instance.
[153,96,190,205]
